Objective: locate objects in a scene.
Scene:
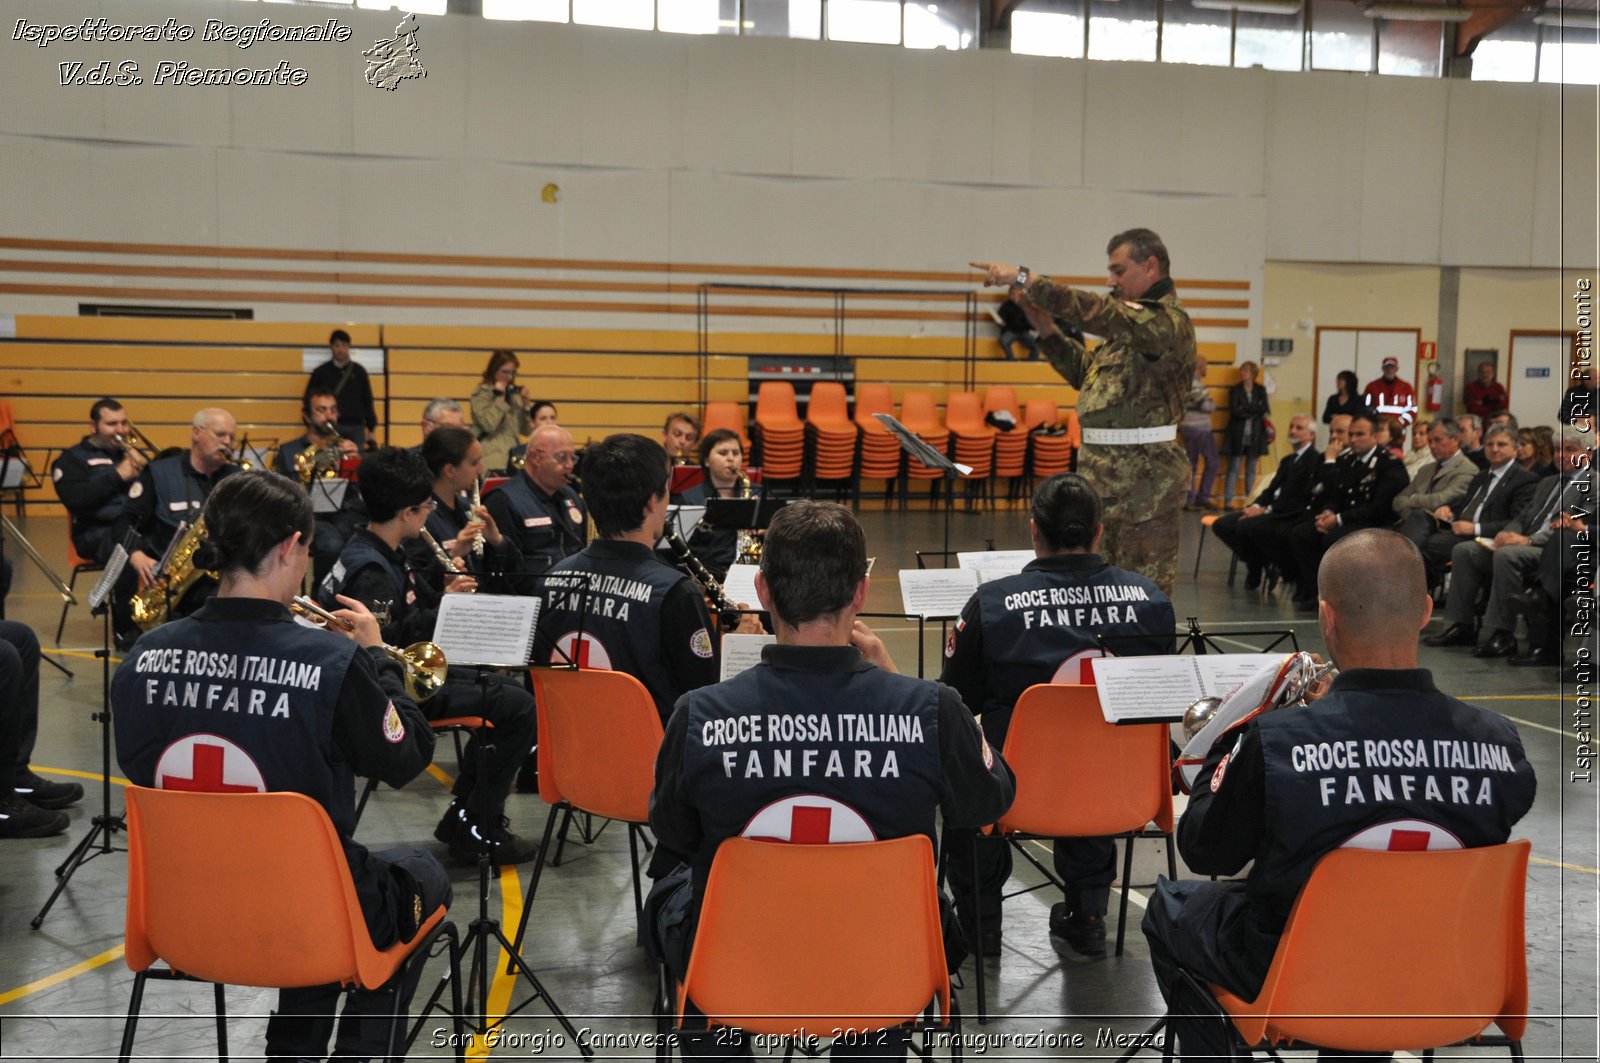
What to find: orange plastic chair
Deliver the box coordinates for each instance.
[1025,399,1075,479]
[352,716,490,828]
[54,516,106,644]
[120,786,463,1063]
[899,391,952,501]
[508,668,664,959]
[854,385,904,485]
[1119,841,1531,1061]
[701,402,750,452]
[970,683,1175,1020]
[986,387,1029,484]
[676,835,957,1050]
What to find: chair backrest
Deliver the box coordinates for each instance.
[1022,398,1061,430]
[944,391,987,432]
[899,390,942,429]
[854,384,895,425]
[806,382,850,424]
[997,684,1172,837]
[755,382,799,423]
[1237,840,1530,1051]
[0,399,17,451]
[531,668,663,823]
[124,787,381,989]
[983,387,1021,420]
[681,835,949,1037]
[702,401,748,440]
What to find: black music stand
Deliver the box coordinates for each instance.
[874,413,969,562]
[33,539,133,928]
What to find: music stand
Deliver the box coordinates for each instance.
[873,413,971,566]
[699,495,787,538]
[33,539,132,928]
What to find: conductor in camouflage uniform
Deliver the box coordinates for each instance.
[973,229,1194,595]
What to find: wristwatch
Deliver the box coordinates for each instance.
[1013,266,1030,288]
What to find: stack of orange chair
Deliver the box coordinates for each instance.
[944,391,996,506]
[854,384,903,486]
[805,382,859,484]
[1025,398,1075,478]
[899,391,952,506]
[984,387,1028,480]
[753,381,805,481]
[701,401,751,453]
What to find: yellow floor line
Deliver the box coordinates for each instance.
[1531,855,1600,875]
[35,765,131,786]
[467,865,525,1059]
[0,944,125,1006]
[43,648,116,664]
[1496,714,1572,739]
[427,763,456,789]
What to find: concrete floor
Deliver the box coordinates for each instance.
[0,505,1592,1061]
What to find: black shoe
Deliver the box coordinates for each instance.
[1472,632,1518,659]
[1243,567,1262,591]
[433,800,466,844]
[0,793,69,838]
[1509,646,1558,667]
[1048,903,1107,956]
[515,754,538,795]
[15,770,83,810]
[960,919,1002,958]
[1424,622,1478,648]
[449,815,541,867]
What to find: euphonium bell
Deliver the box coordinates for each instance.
[1181,696,1223,744]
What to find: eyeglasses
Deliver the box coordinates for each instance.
[536,451,577,465]
[411,499,439,514]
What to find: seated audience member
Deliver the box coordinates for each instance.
[304,330,377,448]
[1393,420,1475,541]
[677,428,759,584]
[111,471,450,1061]
[1463,361,1509,421]
[1408,425,1537,590]
[1211,414,1321,590]
[470,350,532,474]
[318,447,539,866]
[1363,357,1417,426]
[941,474,1172,957]
[275,389,364,584]
[1455,413,1487,471]
[420,397,466,440]
[1,620,82,836]
[1321,370,1369,425]
[1509,509,1594,669]
[1426,426,1594,659]
[1286,412,1407,610]
[1142,529,1536,1063]
[1180,355,1219,511]
[1374,416,1405,461]
[482,424,587,595]
[538,434,752,725]
[1517,427,1556,479]
[1487,410,1519,433]
[1403,418,1434,477]
[662,412,701,466]
[993,295,1041,361]
[646,500,1015,1061]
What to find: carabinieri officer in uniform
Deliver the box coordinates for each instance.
[940,473,1175,958]
[111,470,450,1062]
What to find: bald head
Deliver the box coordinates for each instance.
[1318,530,1430,662]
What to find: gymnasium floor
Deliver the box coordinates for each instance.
[0,506,1592,1061]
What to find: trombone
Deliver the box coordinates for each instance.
[119,423,160,462]
[289,595,447,702]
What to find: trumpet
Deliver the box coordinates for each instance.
[290,595,447,702]
[1175,652,1338,794]
[420,528,475,592]
[469,477,485,558]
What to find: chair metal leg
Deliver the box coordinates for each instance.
[214,982,228,1061]
[56,566,85,644]
[1165,832,1178,881]
[118,970,150,1063]
[628,824,646,920]
[1193,528,1205,579]
[352,776,380,828]
[970,831,986,1026]
[507,801,565,966]
[1116,833,1136,957]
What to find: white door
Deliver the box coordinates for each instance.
[1507,334,1571,427]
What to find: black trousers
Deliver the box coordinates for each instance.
[0,620,40,787]
[1211,512,1299,578]
[266,847,452,1062]
[428,669,537,821]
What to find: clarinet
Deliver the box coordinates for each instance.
[663,529,740,627]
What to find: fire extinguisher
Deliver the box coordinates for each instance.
[1425,366,1444,412]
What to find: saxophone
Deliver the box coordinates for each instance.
[129,517,217,631]
[733,472,763,566]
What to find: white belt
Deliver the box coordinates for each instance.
[1081,425,1178,446]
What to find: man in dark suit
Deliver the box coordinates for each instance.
[1210,413,1319,590]
[1427,427,1594,658]
[1408,424,1538,589]
[1286,412,1409,609]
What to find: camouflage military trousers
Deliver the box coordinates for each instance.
[1078,440,1188,598]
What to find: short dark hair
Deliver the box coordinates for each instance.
[328,329,351,346]
[663,411,700,436]
[421,425,477,478]
[529,399,556,422]
[89,397,123,423]
[582,434,669,538]
[698,428,742,466]
[1107,227,1170,276]
[1031,473,1102,552]
[760,501,867,628]
[197,471,314,577]
[302,388,337,417]
[1348,411,1381,434]
[357,447,433,522]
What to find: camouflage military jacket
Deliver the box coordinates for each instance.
[1027,277,1195,431]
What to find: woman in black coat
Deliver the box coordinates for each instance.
[1321,370,1369,424]
[1221,360,1271,507]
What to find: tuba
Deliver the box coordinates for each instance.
[129,517,217,631]
[290,596,447,702]
[1174,651,1337,794]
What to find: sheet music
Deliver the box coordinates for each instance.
[310,478,350,514]
[719,633,776,681]
[721,563,761,610]
[90,545,131,612]
[1091,653,1284,724]
[955,550,1034,584]
[898,568,979,619]
[431,594,541,667]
